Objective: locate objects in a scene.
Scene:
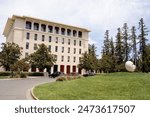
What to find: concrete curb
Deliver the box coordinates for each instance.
[30,87,39,100]
[26,78,56,100]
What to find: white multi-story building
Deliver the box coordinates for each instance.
[3,15,90,74]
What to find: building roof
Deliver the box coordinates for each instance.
[3,15,90,37]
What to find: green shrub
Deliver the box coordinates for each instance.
[13,73,20,78]
[0,72,11,76]
[20,73,27,78]
[28,72,44,76]
[56,77,66,81]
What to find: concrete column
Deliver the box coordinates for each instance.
[76,67,78,73]
[51,66,53,73]
[64,65,66,74]
[44,68,46,72]
[36,68,39,72]
[31,22,34,30]
[28,68,31,72]
[58,65,60,72]
[70,65,72,73]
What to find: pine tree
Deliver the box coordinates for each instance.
[122,23,130,62]
[131,26,137,65]
[115,28,125,71]
[109,37,115,72]
[103,30,110,55]
[110,37,115,57]
[138,18,149,72]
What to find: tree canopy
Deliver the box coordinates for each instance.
[29,44,56,72]
[0,43,22,71]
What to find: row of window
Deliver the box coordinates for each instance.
[54,55,79,63]
[26,21,83,38]
[25,52,80,63]
[26,42,82,54]
[26,33,82,46]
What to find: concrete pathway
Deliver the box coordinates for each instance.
[0,77,55,100]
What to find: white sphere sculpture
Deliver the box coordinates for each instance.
[125,61,136,72]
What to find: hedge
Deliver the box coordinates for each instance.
[0,72,11,76]
[0,72,44,76]
[28,72,44,76]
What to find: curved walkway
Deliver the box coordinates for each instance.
[0,77,55,100]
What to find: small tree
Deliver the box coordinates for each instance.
[29,44,56,72]
[0,43,21,71]
[78,44,98,73]
[10,59,29,72]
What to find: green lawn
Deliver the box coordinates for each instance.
[33,72,150,100]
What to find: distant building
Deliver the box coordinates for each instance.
[3,15,90,74]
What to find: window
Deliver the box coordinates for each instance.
[68,39,70,45]
[68,47,70,53]
[74,48,76,54]
[25,52,29,58]
[61,56,64,62]
[61,28,65,35]
[48,25,53,33]
[26,33,30,39]
[42,35,45,41]
[49,36,52,42]
[26,42,29,49]
[78,31,82,38]
[62,47,64,53]
[34,43,37,50]
[34,34,37,41]
[56,37,58,43]
[62,38,64,44]
[55,46,58,52]
[73,30,77,37]
[73,57,76,62]
[74,40,76,46]
[26,21,32,29]
[41,24,46,32]
[55,27,59,34]
[79,49,82,54]
[67,29,71,36]
[67,56,70,62]
[34,23,39,30]
[79,40,82,46]
[48,45,51,52]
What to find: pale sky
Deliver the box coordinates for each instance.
[0,0,150,55]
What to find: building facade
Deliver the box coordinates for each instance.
[3,15,90,74]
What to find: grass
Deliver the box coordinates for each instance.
[33,72,150,100]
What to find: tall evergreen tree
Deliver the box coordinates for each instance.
[103,30,110,55]
[115,28,125,71]
[110,37,115,57]
[99,31,115,73]
[138,18,149,72]
[122,23,130,62]
[88,44,98,71]
[131,26,137,65]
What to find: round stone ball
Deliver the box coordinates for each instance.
[125,61,136,72]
